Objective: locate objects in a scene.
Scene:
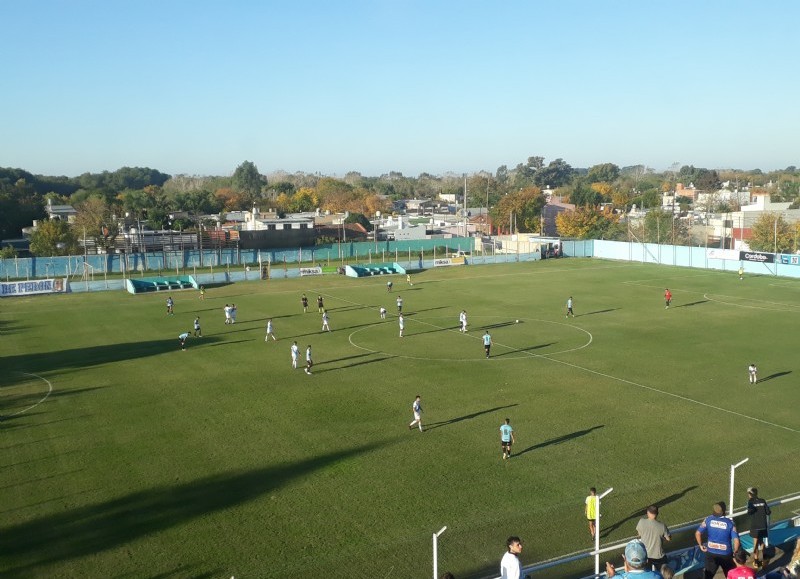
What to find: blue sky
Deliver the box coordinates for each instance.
[3,1,799,177]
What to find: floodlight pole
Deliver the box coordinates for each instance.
[729,458,749,516]
[594,487,613,577]
[432,525,447,579]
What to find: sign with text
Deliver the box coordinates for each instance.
[739,251,774,264]
[706,248,739,261]
[779,254,800,266]
[0,278,67,297]
[433,257,465,267]
[299,267,323,276]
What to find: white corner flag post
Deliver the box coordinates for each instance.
[594,488,613,577]
[729,458,749,518]
[433,525,447,579]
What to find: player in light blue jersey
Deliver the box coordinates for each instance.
[483,331,492,358]
[500,418,515,459]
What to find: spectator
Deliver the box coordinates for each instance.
[762,538,800,578]
[500,536,523,579]
[660,564,675,579]
[746,487,771,568]
[637,505,671,570]
[605,539,663,578]
[695,502,740,579]
[727,549,755,579]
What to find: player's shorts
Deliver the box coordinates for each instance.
[753,528,768,540]
[501,440,511,449]
[413,412,421,420]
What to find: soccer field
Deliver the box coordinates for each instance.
[2,258,799,578]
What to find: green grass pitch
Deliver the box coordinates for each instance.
[1,258,799,578]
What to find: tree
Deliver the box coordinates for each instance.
[29,219,79,256]
[231,161,265,209]
[534,158,573,188]
[640,209,691,245]
[556,207,624,240]
[586,163,620,184]
[0,244,17,258]
[490,187,545,233]
[693,168,721,192]
[567,179,602,207]
[748,213,793,253]
[72,197,119,252]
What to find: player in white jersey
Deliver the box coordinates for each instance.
[379,306,387,319]
[408,395,423,432]
[459,310,468,332]
[291,341,299,368]
[398,314,405,337]
[321,310,331,332]
[193,317,202,337]
[748,363,758,385]
[265,319,277,342]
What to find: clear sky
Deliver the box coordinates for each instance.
[3,0,799,178]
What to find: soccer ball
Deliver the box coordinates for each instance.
[515,319,519,323]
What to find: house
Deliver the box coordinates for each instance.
[543,198,575,237]
[44,198,77,223]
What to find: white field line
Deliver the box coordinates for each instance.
[327,291,800,436]
[0,372,53,419]
[624,280,800,311]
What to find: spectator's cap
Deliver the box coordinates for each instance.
[624,540,647,567]
[747,487,757,495]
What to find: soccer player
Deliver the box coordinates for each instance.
[178,331,190,351]
[746,487,771,568]
[398,313,405,337]
[387,280,393,292]
[408,395,423,431]
[748,363,758,385]
[500,418,515,459]
[379,306,387,319]
[396,296,403,313]
[483,330,492,358]
[738,266,744,281]
[199,285,205,300]
[265,319,277,342]
[459,310,468,333]
[166,296,174,316]
[317,295,324,313]
[664,288,672,309]
[301,293,309,313]
[291,341,299,368]
[193,317,202,337]
[305,345,313,375]
[586,487,598,540]
[406,273,413,286]
[223,304,232,324]
[566,296,575,318]
[321,310,331,332]
[230,304,237,324]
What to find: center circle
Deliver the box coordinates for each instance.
[348,316,592,362]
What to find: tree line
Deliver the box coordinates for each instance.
[2,159,799,257]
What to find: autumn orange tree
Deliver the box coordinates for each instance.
[490,187,545,233]
[555,206,625,240]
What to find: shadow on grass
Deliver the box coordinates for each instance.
[673,300,708,308]
[600,485,699,537]
[0,441,387,576]
[0,319,27,335]
[316,355,395,374]
[758,370,791,383]
[425,404,519,432]
[515,425,604,457]
[481,320,519,330]
[494,343,556,357]
[0,338,226,387]
[576,308,620,317]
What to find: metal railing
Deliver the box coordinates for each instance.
[485,492,800,579]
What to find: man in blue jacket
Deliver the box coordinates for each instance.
[695,502,740,579]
